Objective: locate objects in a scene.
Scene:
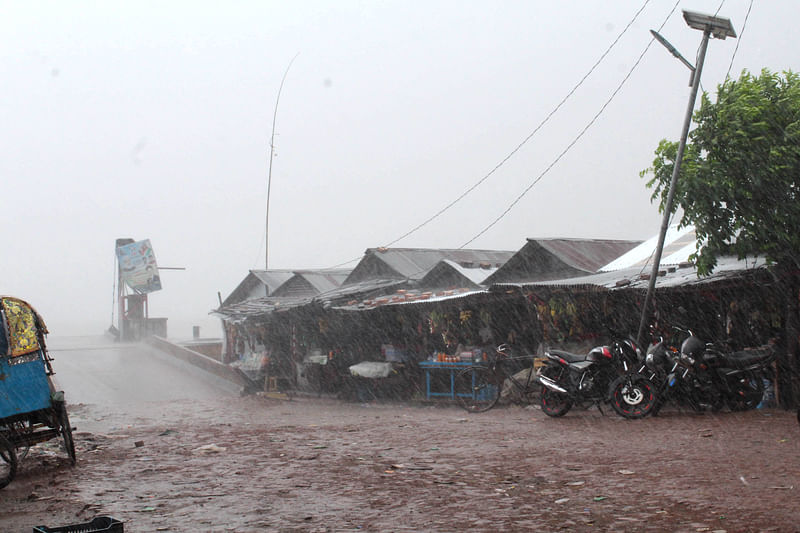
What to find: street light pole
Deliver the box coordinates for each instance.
[635,11,736,348]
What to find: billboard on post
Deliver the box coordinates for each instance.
[116,239,162,294]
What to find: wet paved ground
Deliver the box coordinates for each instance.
[1,337,799,532]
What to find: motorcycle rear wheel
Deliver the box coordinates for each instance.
[609,375,656,419]
[539,366,572,417]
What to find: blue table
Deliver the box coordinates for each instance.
[418,361,473,400]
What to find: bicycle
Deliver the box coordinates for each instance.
[454,344,541,413]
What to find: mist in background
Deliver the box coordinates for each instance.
[2,1,795,338]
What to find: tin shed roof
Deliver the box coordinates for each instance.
[490,255,768,292]
[343,248,515,285]
[484,238,640,284]
[270,269,351,298]
[221,269,295,307]
[600,225,697,271]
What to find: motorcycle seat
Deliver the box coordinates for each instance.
[548,349,589,363]
[723,347,773,369]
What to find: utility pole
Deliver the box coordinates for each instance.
[636,11,736,348]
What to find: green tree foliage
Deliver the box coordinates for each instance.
[642,69,800,407]
[641,69,800,275]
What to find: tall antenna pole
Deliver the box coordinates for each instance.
[265,53,299,270]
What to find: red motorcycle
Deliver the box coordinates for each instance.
[537,339,641,417]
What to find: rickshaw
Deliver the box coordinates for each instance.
[0,296,75,489]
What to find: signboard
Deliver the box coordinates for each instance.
[116,239,162,294]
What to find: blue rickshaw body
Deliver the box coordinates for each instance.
[1,296,75,489]
[0,353,51,419]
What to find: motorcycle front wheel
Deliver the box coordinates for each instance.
[539,366,573,417]
[609,374,656,419]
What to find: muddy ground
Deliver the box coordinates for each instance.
[1,396,799,532]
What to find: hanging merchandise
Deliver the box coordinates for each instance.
[429,311,443,334]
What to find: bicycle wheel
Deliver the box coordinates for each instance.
[455,366,501,413]
[0,434,18,489]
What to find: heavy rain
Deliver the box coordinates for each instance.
[2,1,799,531]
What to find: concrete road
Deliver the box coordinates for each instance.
[44,336,238,432]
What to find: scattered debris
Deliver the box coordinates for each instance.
[192,444,227,454]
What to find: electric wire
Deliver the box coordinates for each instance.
[725,0,753,80]
[383,0,654,249]
[327,0,656,270]
[459,1,681,248]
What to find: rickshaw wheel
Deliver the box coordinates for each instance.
[4,421,32,461]
[0,434,18,489]
[56,403,76,466]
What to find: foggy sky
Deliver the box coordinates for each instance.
[2,1,797,338]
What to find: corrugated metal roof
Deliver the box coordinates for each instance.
[270,269,351,298]
[535,238,642,273]
[491,255,768,292]
[314,279,411,306]
[601,225,697,271]
[438,259,499,285]
[344,248,515,284]
[251,270,296,289]
[211,295,314,322]
[331,287,486,311]
[295,269,351,293]
[484,238,640,285]
[221,269,296,307]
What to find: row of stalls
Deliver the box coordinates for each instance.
[217,287,538,401]
[213,237,792,404]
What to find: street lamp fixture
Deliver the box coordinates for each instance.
[635,10,736,348]
[683,10,737,40]
[650,30,695,83]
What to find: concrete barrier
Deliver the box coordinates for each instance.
[146,336,248,389]
[181,341,223,361]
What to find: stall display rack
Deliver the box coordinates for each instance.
[418,361,473,400]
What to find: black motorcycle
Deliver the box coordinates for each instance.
[678,334,774,412]
[611,330,774,418]
[537,339,641,417]
[610,335,675,418]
